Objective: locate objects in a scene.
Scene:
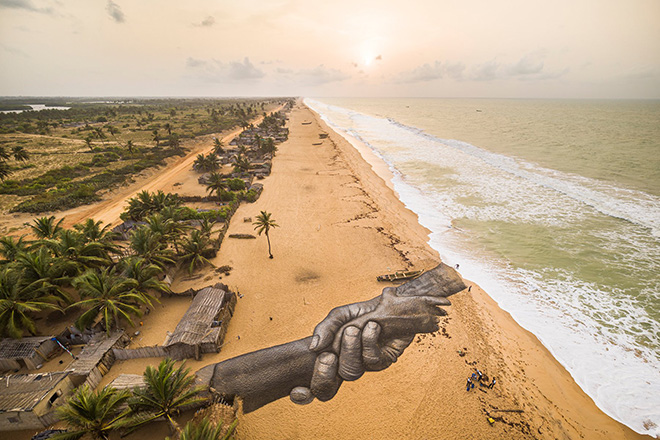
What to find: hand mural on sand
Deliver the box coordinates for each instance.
[196,263,465,412]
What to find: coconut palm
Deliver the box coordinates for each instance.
[253,211,279,259]
[232,155,251,174]
[168,418,238,440]
[126,139,135,154]
[70,268,143,335]
[45,229,112,272]
[205,172,227,200]
[84,136,94,152]
[169,134,181,149]
[52,385,131,440]
[129,227,176,270]
[178,230,215,275]
[15,247,73,303]
[0,235,28,264]
[11,146,30,162]
[193,153,220,172]
[164,123,173,136]
[30,215,64,239]
[152,129,160,147]
[0,161,11,181]
[119,257,170,297]
[0,267,61,338]
[212,138,224,155]
[93,127,107,146]
[127,358,207,434]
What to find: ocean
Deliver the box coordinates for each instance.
[305,97,660,437]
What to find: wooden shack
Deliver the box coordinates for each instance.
[0,337,58,372]
[65,332,128,389]
[164,285,236,360]
[106,374,145,391]
[0,371,74,431]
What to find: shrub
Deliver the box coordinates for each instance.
[225,178,246,191]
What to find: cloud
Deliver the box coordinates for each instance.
[106,1,125,23]
[193,16,215,27]
[394,61,465,83]
[276,65,350,86]
[471,60,500,81]
[186,57,265,82]
[0,0,54,14]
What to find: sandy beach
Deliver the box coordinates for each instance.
[9,101,647,439]
[104,101,644,439]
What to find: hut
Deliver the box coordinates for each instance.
[0,337,58,372]
[164,285,236,360]
[106,374,145,391]
[65,332,128,389]
[0,372,74,431]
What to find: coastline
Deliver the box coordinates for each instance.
[209,100,644,439]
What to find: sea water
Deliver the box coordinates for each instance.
[305,97,660,437]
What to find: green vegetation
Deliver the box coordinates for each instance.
[0,98,287,213]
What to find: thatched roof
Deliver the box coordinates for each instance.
[164,286,229,348]
[0,372,70,412]
[106,374,145,391]
[0,337,53,360]
[65,332,126,375]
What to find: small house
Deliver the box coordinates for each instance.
[65,332,128,389]
[0,372,74,431]
[0,337,58,372]
[164,285,236,360]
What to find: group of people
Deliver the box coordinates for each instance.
[466,369,496,391]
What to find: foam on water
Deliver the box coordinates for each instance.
[305,98,660,437]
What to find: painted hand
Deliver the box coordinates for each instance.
[290,287,450,405]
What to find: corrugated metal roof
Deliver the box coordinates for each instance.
[0,372,69,412]
[164,287,227,347]
[0,337,53,360]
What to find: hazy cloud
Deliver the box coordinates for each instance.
[280,65,350,86]
[106,1,125,23]
[194,16,215,27]
[394,61,465,83]
[0,0,54,14]
[471,60,500,81]
[186,57,265,82]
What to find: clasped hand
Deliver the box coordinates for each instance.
[290,287,451,405]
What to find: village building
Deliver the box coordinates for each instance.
[0,371,74,431]
[65,332,129,389]
[0,337,59,372]
[164,285,236,360]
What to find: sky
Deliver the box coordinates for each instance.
[0,0,659,98]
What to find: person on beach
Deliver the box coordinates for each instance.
[466,378,473,391]
[476,369,483,382]
[468,286,472,292]
[489,378,496,389]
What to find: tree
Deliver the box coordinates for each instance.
[127,358,207,435]
[45,229,113,272]
[253,211,279,259]
[205,172,227,200]
[119,257,171,296]
[129,227,176,270]
[169,418,238,440]
[152,129,160,147]
[0,235,28,264]
[0,161,11,181]
[93,127,107,146]
[70,268,143,335]
[169,133,181,149]
[178,230,215,275]
[11,146,30,162]
[212,138,224,155]
[164,123,173,136]
[232,155,251,174]
[126,139,135,154]
[52,385,131,440]
[15,247,73,304]
[30,215,64,239]
[193,153,220,173]
[0,267,61,338]
[84,136,94,152]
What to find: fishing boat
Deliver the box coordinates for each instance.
[376,269,424,282]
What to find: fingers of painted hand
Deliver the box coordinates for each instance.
[310,297,379,352]
[338,326,364,381]
[310,352,343,401]
[290,352,343,405]
[361,321,414,371]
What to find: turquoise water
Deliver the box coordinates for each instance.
[306,98,660,437]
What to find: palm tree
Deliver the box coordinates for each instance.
[126,139,136,154]
[152,129,160,147]
[30,215,65,239]
[169,134,181,149]
[178,230,215,275]
[11,146,30,162]
[0,267,61,338]
[52,385,131,440]
[212,138,224,155]
[0,235,28,264]
[119,257,170,297]
[193,153,220,172]
[0,161,11,181]
[232,155,251,174]
[45,229,112,272]
[253,211,279,259]
[205,172,227,200]
[93,127,107,146]
[168,418,238,440]
[15,247,74,303]
[70,268,143,335]
[129,227,176,270]
[164,123,173,136]
[127,358,207,434]
[84,136,95,152]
